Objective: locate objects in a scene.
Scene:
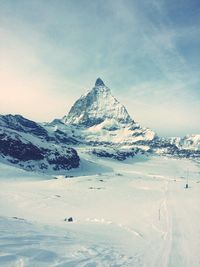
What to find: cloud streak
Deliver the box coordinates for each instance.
[0,0,199,136]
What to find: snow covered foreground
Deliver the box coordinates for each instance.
[0,155,200,267]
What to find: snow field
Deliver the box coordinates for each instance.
[0,155,199,266]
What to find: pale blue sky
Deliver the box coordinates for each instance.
[0,0,199,136]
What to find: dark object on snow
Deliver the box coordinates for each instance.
[64,217,73,222]
[12,217,25,221]
[89,187,103,190]
[185,184,189,189]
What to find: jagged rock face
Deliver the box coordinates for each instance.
[90,147,141,161]
[151,136,200,159]
[63,78,133,127]
[50,78,156,157]
[170,135,200,151]
[95,78,105,87]
[0,131,44,161]
[0,114,48,137]
[0,115,80,171]
[1,77,199,169]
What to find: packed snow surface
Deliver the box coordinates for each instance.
[0,154,200,266]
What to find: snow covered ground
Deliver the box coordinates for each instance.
[0,154,200,267]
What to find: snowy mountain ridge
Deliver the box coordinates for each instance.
[170,135,200,151]
[49,78,200,160]
[63,78,133,127]
[57,78,156,151]
[0,78,199,172]
[0,115,79,172]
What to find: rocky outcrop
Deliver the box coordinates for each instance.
[90,147,141,161]
[0,114,48,138]
[0,115,80,172]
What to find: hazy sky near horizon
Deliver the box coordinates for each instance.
[0,0,200,136]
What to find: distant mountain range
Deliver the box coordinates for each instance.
[0,78,199,172]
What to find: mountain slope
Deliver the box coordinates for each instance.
[46,78,156,159]
[170,135,200,151]
[0,115,80,171]
[0,114,48,137]
[1,78,199,171]
[59,78,199,160]
[63,78,133,127]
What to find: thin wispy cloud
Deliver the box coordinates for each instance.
[0,0,199,136]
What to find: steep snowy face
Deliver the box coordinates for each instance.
[0,114,48,137]
[63,78,133,127]
[170,134,200,151]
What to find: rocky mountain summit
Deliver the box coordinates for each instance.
[0,78,199,172]
[50,78,157,159]
[63,78,133,127]
[48,78,200,160]
[60,78,155,145]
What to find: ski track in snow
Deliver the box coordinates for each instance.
[153,181,172,267]
[0,155,200,266]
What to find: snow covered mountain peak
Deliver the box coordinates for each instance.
[95,77,105,87]
[63,79,133,127]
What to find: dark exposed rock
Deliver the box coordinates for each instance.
[149,137,200,159]
[91,148,140,161]
[0,114,48,137]
[54,129,79,145]
[47,148,79,170]
[0,129,80,170]
[95,78,105,87]
[0,132,44,161]
[0,115,80,171]
[64,217,73,222]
